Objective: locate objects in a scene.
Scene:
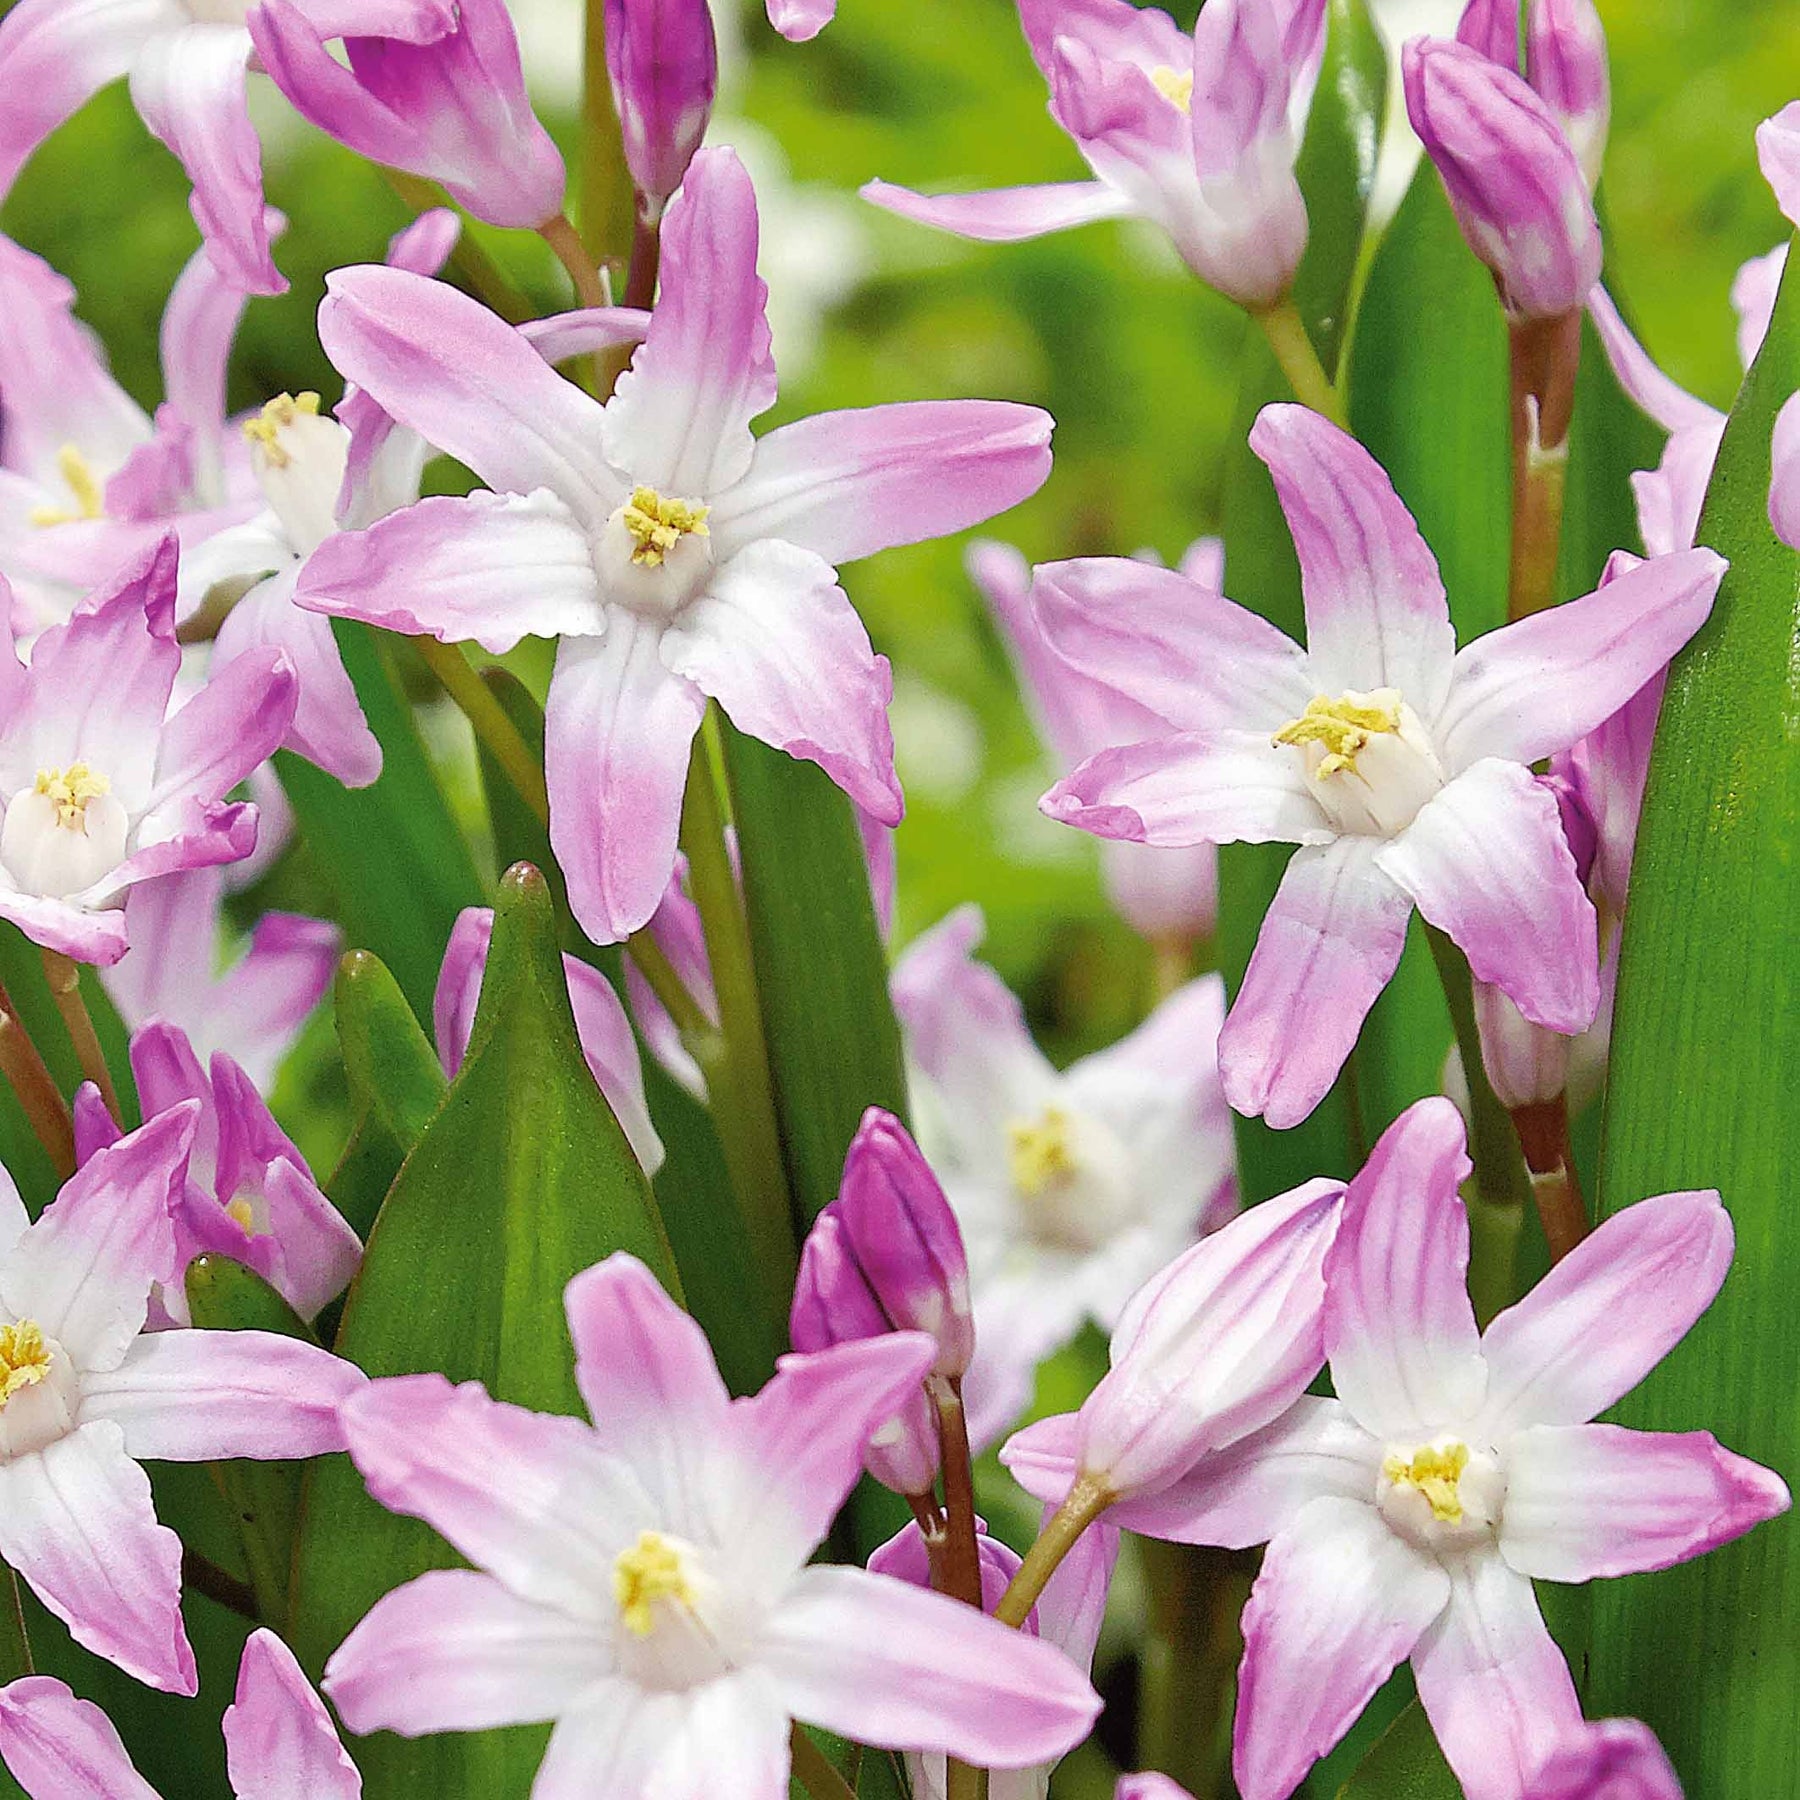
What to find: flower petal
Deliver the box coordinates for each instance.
[546,618,706,944]
[1248,404,1456,716]
[1756,99,1800,228]
[224,1628,362,1800]
[323,1567,610,1736]
[860,177,1134,240]
[1217,838,1413,1130]
[1477,1189,1734,1433]
[663,539,900,823]
[0,1675,160,1800]
[1233,1496,1449,1800]
[142,644,297,822]
[1435,548,1726,769]
[1523,1718,1683,1800]
[1771,389,1800,551]
[1410,1554,1581,1800]
[159,232,262,479]
[0,1423,193,1694]
[762,1564,1101,1765]
[1378,760,1598,1033]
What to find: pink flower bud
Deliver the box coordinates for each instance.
[1526,0,1610,188]
[1403,36,1601,320]
[603,0,719,219]
[1455,0,1519,69]
[1473,977,1571,1110]
[835,1108,975,1381]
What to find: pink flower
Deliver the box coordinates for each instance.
[0,1108,363,1693]
[869,1513,1118,1800]
[971,538,1219,942]
[297,146,1052,943]
[1757,98,1800,225]
[0,1626,361,1796]
[323,1254,1102,1791]
[1523,1719,1681,1799]
[100,867,340,1092]
[250,0,566,232]
[433,906,664,1174]
[765,0,835,42]
[0,232,263,631]
[0,537,296,965]
[1119,1098,1784,1800]
[893,905,1235,1446]
[0,0,442,293]
[1525,0,1610,187]
[1040,404,1724,1129]
[863,0,1328,311]
[604,0,718,219]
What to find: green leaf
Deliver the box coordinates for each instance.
[1586,237,1800,1791]
[276,623,483,1020]
[1333,1699,1461,1799]
[721,726,909,1227]
[290,864,678,1796]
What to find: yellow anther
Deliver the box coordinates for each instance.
[242,392,323,468]
[620,485,711,567]
[1383,1442,1470,1524]
[225,1196,258,1234]
[0,1321,52,1407]
[1008,1105,1080,1198]
[33,764,110,832]
[1150,65,1195,111]
[1273,690,1403,778]
[614,1531,697,1636]
[29,445,106,527]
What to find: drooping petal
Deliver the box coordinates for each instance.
[323,1567,611,1736]
[710,401,1053,567]
[0,894,129,966]
[0,1423,193,1694]
[1584,287,1719,438]
[159,230,262,487]
[1217,838,1413,1129]
[761,1565,1101,1765]
[562,958,664,1173]
[1248,404,1456,716]
[205,908,341,1090]
[1326,1097,1487,1442]
[662,539,901,824]
[1409,1554,1581,1800]
[766,0,835,41]
[860,177,1135,240]
[1233,1496,1449,1800]
[1733,244,1786,372]
[602,145,776,498]
[80,1327,363,1461]
[224,1628,362,1800]
[1477,1189,1734,1434]
[0,1675,161,1800]
[1435,548,1726,769]
[295,489,604,655]
[1378,760,1598,1034]
[545,619,707,944]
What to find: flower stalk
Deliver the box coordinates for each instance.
[539,211,612,313]
[1511,1093,1591,1260]
[789,1725,861,1800]
[0,981,74,1178]
[1506,308,1583,618]
[932,1377,989,1800]
[996,1475,1113,1629]
[41,948,121,1126]
[1255,299,1347,426]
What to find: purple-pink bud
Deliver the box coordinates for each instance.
[835,1108,975,1381]
[792,1214,940,1496]
[1473,978,1571,1110]
[603,0,719,219]
[1455,0,1519,70]
[1403,36,1602,320]
[1526,0,1610,188]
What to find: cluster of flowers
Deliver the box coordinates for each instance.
[0,0,1791,1792]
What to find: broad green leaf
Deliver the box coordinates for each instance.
[722,725,908,1226]
[1333,1698,1460,1799]
[1586,237,1800,1792]
[291,865,677,1797]
[276,623,483,1020]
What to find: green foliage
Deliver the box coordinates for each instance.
[1332,1698,1459,1799]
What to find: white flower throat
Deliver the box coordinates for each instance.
[1376,1435,1505,1553]
[28,444,108,529]
[0,1319,76,1460]
[598,484,715,619]
[1005,1103,1137,1253]
[611,1530,732,1691]
[1,762,128,899]
[245,393,349,558]
[1273,687,1446,836]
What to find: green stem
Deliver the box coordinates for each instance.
[790,1727,860,1800]
[996,1476,1113,1629]
[0,1566,32,1679]
[41,948,120,1125]
[1505,309,1582,620]
[539,211,612,312]
[599,210,662,398]
[682,710,799,1327]
[933,1379,990,1800]
[182,1549,258,1622]
[380,170,535,323]
[579,0,635,271]
[1255,300,1348,427]
[414,637,551,826]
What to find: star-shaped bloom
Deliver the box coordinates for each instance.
[297,145,1053,943]
[323,1254,1101,1794]
[0,537,295,964]
[0,1108,363,1694]
[0,1626,361,1797]
[865,0,1328,311]
[1040,404,1725,1128]
[893,904,1235,1446]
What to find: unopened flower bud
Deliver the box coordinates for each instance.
[1455,0,1519,70]
[1403,37,1601,320]
[1526,0,1610,188]
[1474,977,1571,1110]
[834,1108,974,1380]
[603,0,719,220]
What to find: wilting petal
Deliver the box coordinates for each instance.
[224,1628,362,1800]
[861,177,1134,240]
[0,1675,160,1800]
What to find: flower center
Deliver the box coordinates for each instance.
[28,445,106,528]
[1,763,130,900]
[1273,688,1446,837]
[0,1320,76,1460]
[1150,65,1194,111]
[1273,690,1402,777]
[242,392,321,469]
[1377,1435,1505,1551]
[614,1530,699,1638]
[1004,1104,1137,1253]
[33,764,109,831]
[1383,1441,1469,1523]
[0,1321,53,1406]
[1008,1105,1079,1198]
[598,484,717,619]
[619,486,711,567]
[245,392,348,557]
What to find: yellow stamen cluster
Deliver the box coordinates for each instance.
[1383,1442,1470,1524]
[1273,691,1402,778]
[29,445,106,528]
[1150,65,1195,111]
[620,486,711,567]
[614,1531,696,1636]
[242,392,322,468]
[0,1321,52,1407]
[1008,1105,1079,1198]
[33,763,110,832]
[225,1196,259,1234]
